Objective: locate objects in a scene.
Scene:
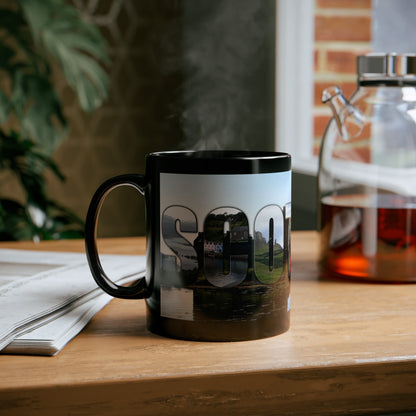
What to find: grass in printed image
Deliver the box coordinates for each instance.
[254,243,284,284]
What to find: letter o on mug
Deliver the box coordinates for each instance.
[85,150,292,341]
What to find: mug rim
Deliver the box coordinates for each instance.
[146,150,291,175]
[148,150,290,160]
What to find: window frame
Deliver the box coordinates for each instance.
[275,0,318,175]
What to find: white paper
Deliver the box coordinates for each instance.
[0,249,146,355]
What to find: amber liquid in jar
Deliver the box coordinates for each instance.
[320,194,416,282]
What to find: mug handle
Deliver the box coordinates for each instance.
[85,174,150,299]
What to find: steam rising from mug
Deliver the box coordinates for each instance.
[178,0,275,150]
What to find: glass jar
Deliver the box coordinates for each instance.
[318,53,416,282]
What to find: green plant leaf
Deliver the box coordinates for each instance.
[0,198,33,241]
[0,0,107,240]
[0,9,27,51]
[18,72,67,154]
[0,42,15,71]
[18,0,110,113]
[0,7,46,73]
[0,8,25,33]
[0,91,10,124]
[0,129,63,208]
[0,129,85,241]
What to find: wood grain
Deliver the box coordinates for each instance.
[1,231,416,415]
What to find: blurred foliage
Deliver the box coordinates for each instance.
[0,0,109,240]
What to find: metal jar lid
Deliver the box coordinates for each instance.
[357,53,416,83]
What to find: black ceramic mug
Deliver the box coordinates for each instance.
[85,150,292,341]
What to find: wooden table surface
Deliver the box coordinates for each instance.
[1,231,416,416]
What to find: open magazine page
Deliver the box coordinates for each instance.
[0,249,146,355]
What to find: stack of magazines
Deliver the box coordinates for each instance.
[0,249,145,356]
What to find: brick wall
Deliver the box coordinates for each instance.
[313,0,372,155]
